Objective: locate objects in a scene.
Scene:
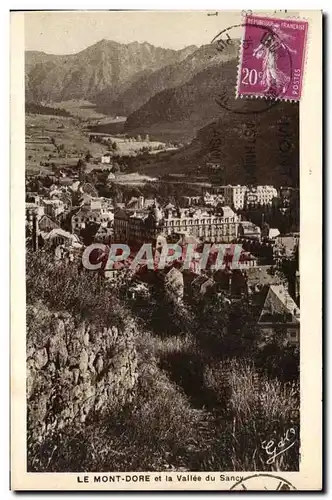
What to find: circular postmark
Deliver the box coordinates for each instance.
[230,473,296,491]
[211,22,293,114]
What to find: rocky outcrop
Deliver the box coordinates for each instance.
[27,308,138,442]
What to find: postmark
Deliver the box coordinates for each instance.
[211,23,293,114]
[230,474,296,491]
[237,15,308,101]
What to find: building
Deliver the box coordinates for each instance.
[274,234,299,258]
[203,191,224,207]
[93,225,113,244]
[258,284,300,345]
[268,228,280,239]
[180,196,201,207]
[101,153,112,164]
[220,185,278,210]
[71,207,114,232]
[26,192,41,205]
[42,228,82,249]
[244,185,278,209]
[126,196,155,211]
[222,185,247,210]
[25,202,45,229]
[114,204,241,246]
[42,199,65,218]
[238,221,261,240]
[162,206,240,243]
[38,215,59,233]
[244,265,283,295]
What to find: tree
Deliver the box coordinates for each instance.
[112,162,120,173]
[77,158,86,170]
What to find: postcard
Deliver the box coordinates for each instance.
[10,9,322,491]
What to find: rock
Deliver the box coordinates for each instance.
[67,338,81,367]
[58,343,68,368]
[26,367,35,399]
[55,319,66,337]
[27,311,139,443]
[79,349,88,373]
[94,354,104,375]
[49,334,65,363]
[88,353,96,373]
[72,368,80,385]
[35,394,48,424]
[83,330,89,347]
[34,348,48,369]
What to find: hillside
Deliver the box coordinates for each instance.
[137,95,299,187]
[124,55,256,134]
[25,40,197,104]
[101,43,238,116]
[124,56,299,174]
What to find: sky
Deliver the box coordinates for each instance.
[24,11,246,54]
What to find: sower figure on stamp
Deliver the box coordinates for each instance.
[253,27,297,95]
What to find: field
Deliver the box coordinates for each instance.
[25,114,107,174]
[26,112,175,175]
[50,99,125,123]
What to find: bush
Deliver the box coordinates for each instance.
[26,250,130,330]
[201,359,299,471]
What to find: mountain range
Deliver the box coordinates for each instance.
[26,39,299,186]
[25,40,197,104]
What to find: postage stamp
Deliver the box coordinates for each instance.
[237,15,309,101]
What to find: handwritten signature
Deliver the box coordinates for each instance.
[262,428,296,465]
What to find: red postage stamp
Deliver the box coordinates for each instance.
[237,15,309,101]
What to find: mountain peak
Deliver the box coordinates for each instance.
[25,40,198,104]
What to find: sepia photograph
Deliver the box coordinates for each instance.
[10,9,322,490]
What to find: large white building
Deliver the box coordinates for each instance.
[221,185,278,210]
[114,205,242,245]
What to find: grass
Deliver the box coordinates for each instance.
[25,112,173,176]
[26,250,300,472]
[26,114,106,173]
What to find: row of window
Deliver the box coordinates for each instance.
[73,216,110,223]
[164,218,237,226]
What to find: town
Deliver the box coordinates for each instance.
[26,142,300,346]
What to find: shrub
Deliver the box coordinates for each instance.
[26,250,130,330]
[201,359,299,471]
